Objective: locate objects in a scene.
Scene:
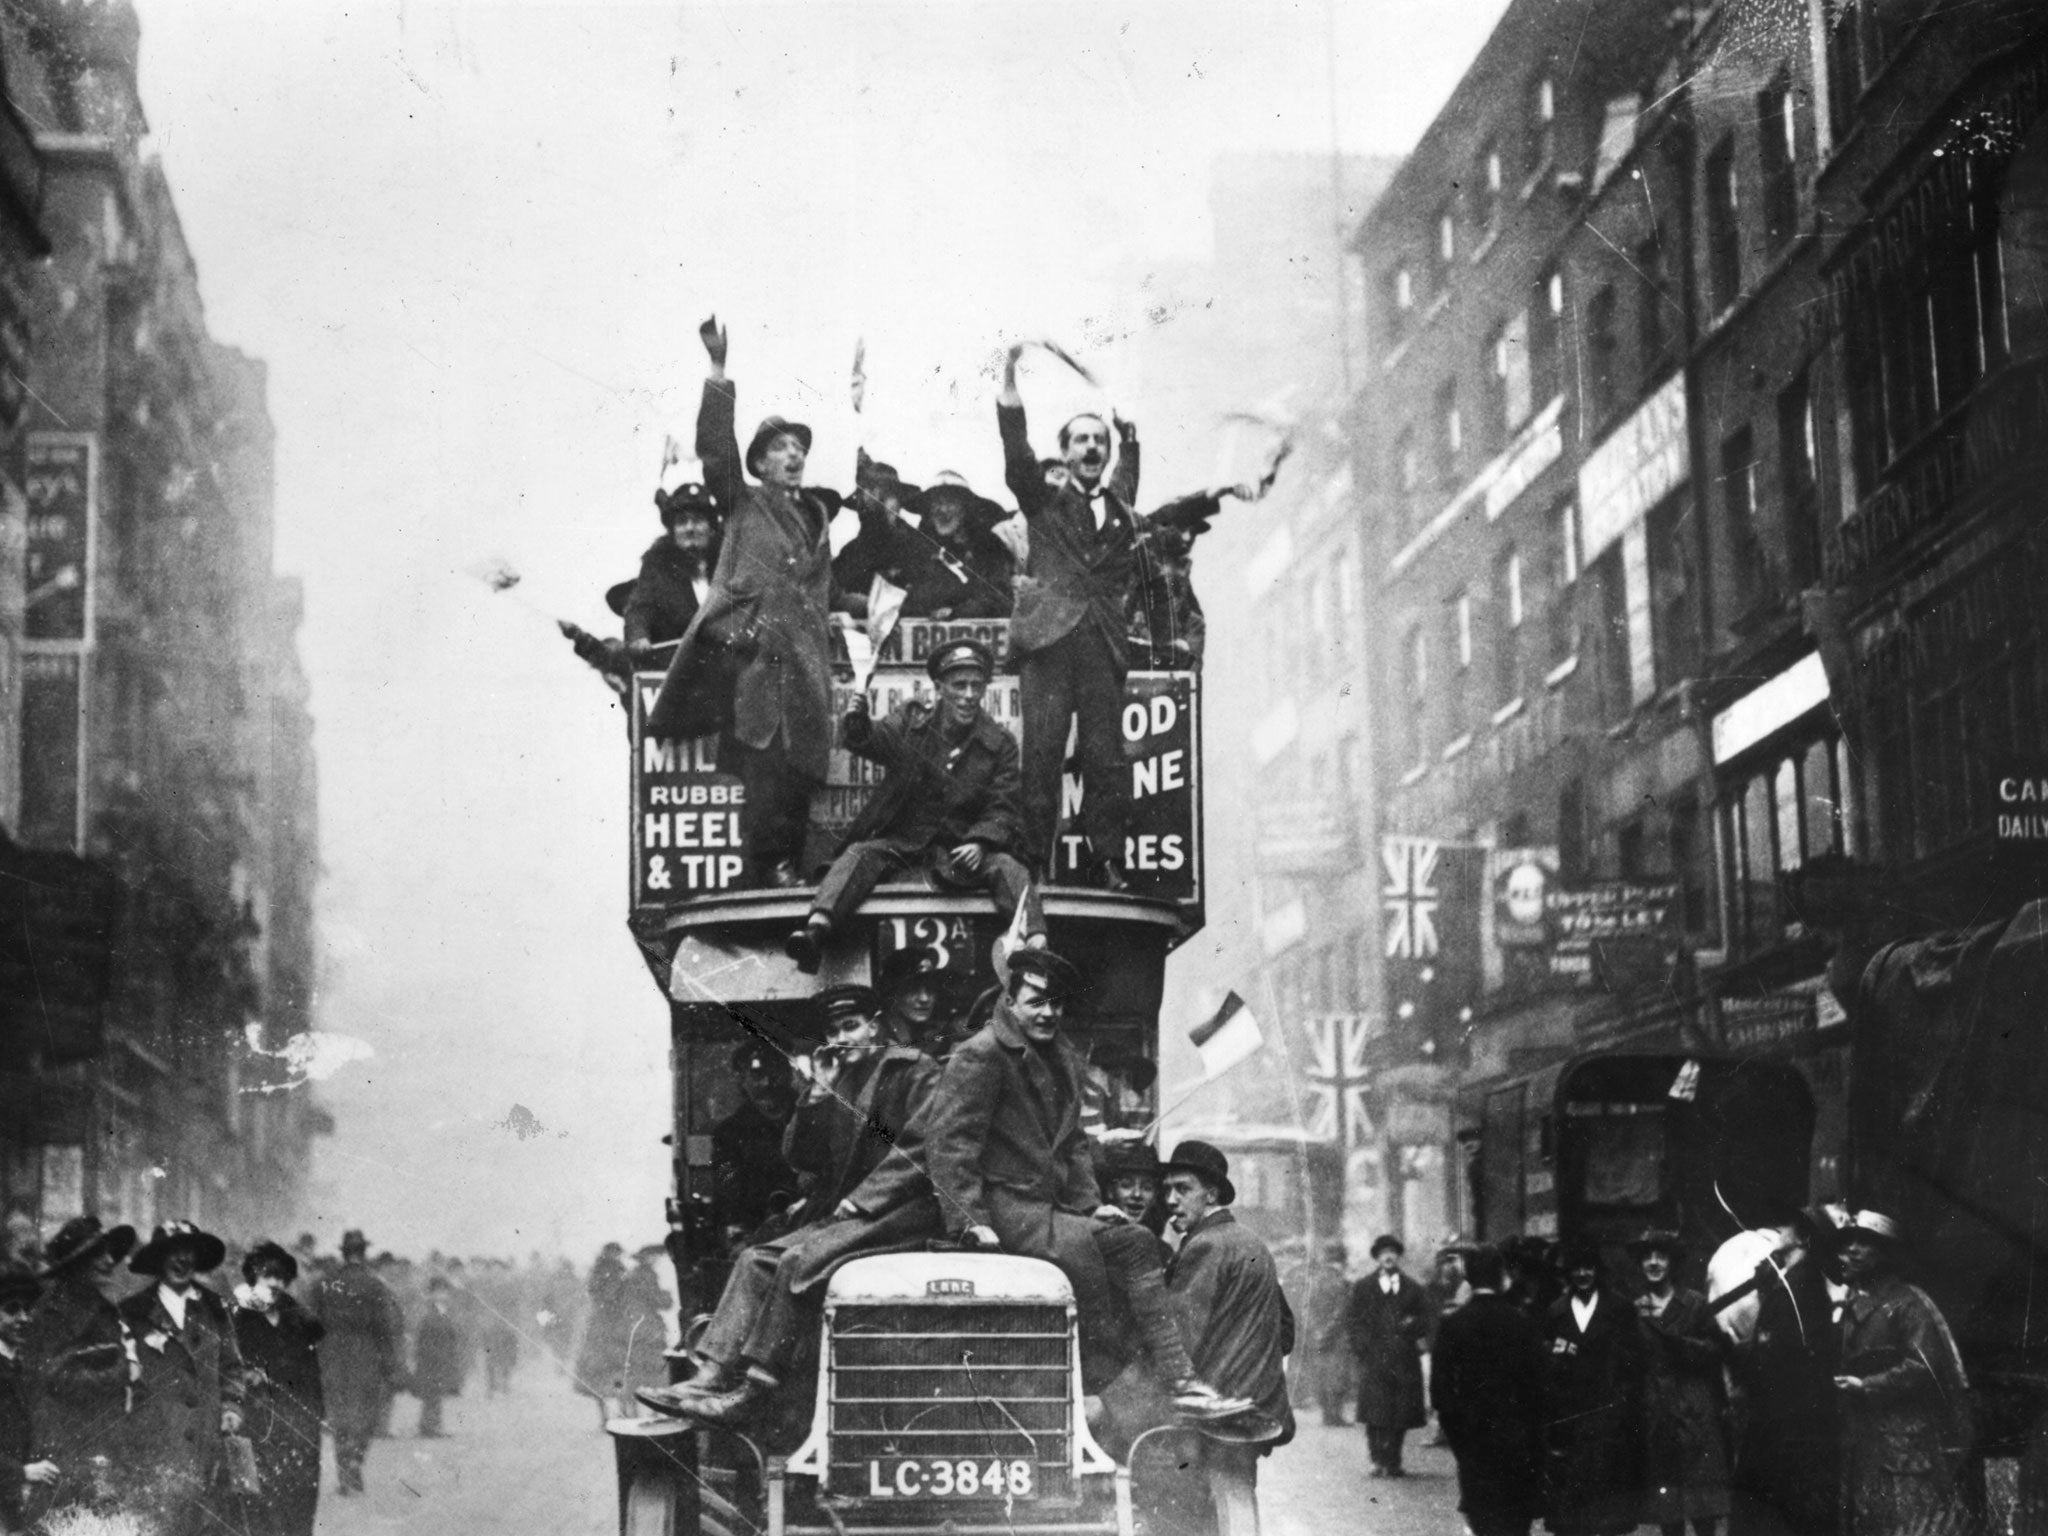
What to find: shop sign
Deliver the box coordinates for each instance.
[24,433,95,643]
[1716,991,1817,1054]
[1579,372,1687,563]
[1993,766,2048,843]
[1548,881,1680,991]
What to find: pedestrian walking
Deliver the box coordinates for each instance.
[1281,1239,1353,1427]
[1726,1206,1840,1536]
[233,1241,325,1536]
[23,1215,133,1514]
[1434,1245,1544,1536]
[412,1277,465,1437]
[1347,1233,1432,1477]
[575,1242,632,1423]
[310,1229,401,1495]
[115,1221,249,1536]
[1633,1229,1732,1536]
[1,1265,61,1535]
[1541,1238,1644,1536]
[1833,1210,1975,1536]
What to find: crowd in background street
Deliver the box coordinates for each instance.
[0,1215,665,1536]
[1275,1209,1976,1536]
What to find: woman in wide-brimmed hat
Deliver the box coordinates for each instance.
[1630,1229,1731,1536]
[23,1216,135,1515]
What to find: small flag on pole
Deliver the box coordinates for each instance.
[1189,992,1263,1080]
[991,880,1037,988]
[850,337,867,414]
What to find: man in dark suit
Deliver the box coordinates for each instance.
[786,639,1042,972]
[1434,1244,1545,1536]
[1347,1233,1433,1477]
[310,1230,401,1495]
[997,345,1140,887]
[115,1222,248,1536]
[845,949,1249,1420]
[639,985,940,1425]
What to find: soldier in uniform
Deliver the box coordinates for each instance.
[785,638,1042,973]
[311,1230,401,1496]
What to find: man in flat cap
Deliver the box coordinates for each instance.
[116,1222,247,1535]
[653,316,845,887]
[1159,1140,1296,1536]
[25,1216,133,1514]
[786,637,1041,973]
[310,1229,400,1496]
[1348,1233,1434,1478]
[875,948,969,1061]
[640,989,939,1425]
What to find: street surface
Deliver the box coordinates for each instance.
[310,1365,1463,1536]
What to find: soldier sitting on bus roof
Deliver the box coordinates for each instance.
[841,949,1254,1423]
[638,986,938,1425]
[785,639,1045,974]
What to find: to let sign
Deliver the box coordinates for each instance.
[1578,371,1687,564]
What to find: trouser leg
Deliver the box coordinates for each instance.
[1093,1221,1196,1385]
[811,841,914,928]
[743,1245,822,1377]
[1364,1423,1394,1469]
[1069,626,1131,865]
[696,1244,781,1369]
[979,852,1044,934]
[419,1394,442,1435]
[1205,1444,1262,1536]
[1018,644,1078,874]
[730,737,815,875]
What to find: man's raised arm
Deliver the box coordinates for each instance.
[997,343,1046,517]
[695,315,743,512]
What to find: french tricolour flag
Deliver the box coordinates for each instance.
[1189,992,1263,1080]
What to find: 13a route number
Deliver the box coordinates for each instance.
[867,1458,1034,1498]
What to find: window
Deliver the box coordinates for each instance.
[1385,264,1415,348]
[1393,426,1424,535]
[1721,426,1771,609]
[1723,729,1845,953]
[1589,548,1630,721]
[1637,231,1672,373]
[1667,794,1718,943]
[1647,498,1700,687]
[1827,0,1914,142]
[1474,139,1503,235]
[1706,135,1743,313]
[1447,590,1472,729]
[1528,76,1557,175]
[1435,380,1461,486]
[1586,285,1620,423]
[1549,500,1580,665]
[1558,778,1589,882]
[1494,548,1523,705]
[1404,623,1429,766]
[1530,269,1562,406]
[1335,544,1360,619]
[1434,201,1458,289]
[1483,322,1511,449]
[1759,75,1799,249]
[1777,371,1821,586]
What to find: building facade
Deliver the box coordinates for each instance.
[1344,0,2048,1247]
[0,0,324,1248]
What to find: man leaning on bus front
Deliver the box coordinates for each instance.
[850,948,1251,1422]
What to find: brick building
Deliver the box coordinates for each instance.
[0,0,323,1246]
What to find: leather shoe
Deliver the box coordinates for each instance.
[784,920,827,975]
[635,1384,707,1419]
[676,1376,773,1427]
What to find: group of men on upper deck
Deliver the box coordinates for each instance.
[570,317,1234,908]
[639,948,1296,1532]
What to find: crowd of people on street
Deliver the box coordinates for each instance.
[1271,1210,1976,1536]
[566,317,1256,902]
[0,1215,646,1535]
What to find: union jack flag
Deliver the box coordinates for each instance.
[1302,1013,1376,1148]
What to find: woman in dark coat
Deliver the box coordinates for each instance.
[233,1241,326,1536]
[1542,1239,1645,1536]
[573,1243,631,1424]
[411,1278,466,1437]
[1632,1231,1731,1536]
[1435,1245,1545,1536]
[24,1216,134,1514]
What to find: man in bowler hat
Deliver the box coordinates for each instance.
[25,1215,133,1514]
[786,637,1042,972]
[310,1230,401,1496]
[1348,1233,1433,1476]
[116,1222,248,1536]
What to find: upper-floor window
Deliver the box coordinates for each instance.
[1759,74,1799,249]
[1435,379,1462,485]
[1586,285,1620,424]
[1777,370,1821,586]
[1403,623,1429,767]
[1827,0,1914,141]
[1530,268,1563,405]
[1706,135,1743,314]
[1474,139,1504,235]
[1495,547,1524,705]
[1638,231,1672,373]
[1721,425,1771,607]
[1648,498,1700,688]
[1448,589,1473,727]
[1385,264,1415,348]
[1528,76,1557,176]
[1434,202,1458,288]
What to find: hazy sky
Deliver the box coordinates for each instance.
[131,0,1512,1260]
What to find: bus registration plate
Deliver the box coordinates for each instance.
[865,1457,1036,1499]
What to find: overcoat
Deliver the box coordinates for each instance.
[898,521,1016,620]
[1347,1270,1432,1429]
[574,1253,631,1402]
[1837,1274,1974,1536]
[23,1270,129,1501]
[1732,1253,1840,1536]
[781,1046,941,1230]
[842,1007,1122,1376]
[115,1281,248,1531]
[232,1294,325,1532]
[1280,1255,1354,1410]
[412,1308,466,1399]
[622,536,710,648]
[1434,1290,1545,1529]
[695,378,837,778]
[836,704,1024,857]
[0,1347,31,1534]
[998,402,1138,665]
[1166,1209,1296,1446]
[1541,1290,1645,1536]
[309,1261,400,1441]
[1638,1287,1732,1522]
